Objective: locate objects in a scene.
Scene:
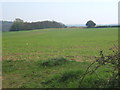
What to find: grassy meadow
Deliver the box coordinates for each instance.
[2,28,118,88]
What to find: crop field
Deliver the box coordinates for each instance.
[2,28,118,88]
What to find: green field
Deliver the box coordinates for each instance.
[3,28,118,61]
[2,28,118,88]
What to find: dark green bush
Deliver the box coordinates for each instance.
[40,57,68,67]
[59,70,83,82]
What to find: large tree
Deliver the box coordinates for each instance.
[10,18,24,31]
[86,20,96,28]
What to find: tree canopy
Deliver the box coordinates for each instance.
[86,20,96,28]
[10,18,24,31]
[10,18,67,31]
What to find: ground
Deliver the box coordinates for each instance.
[2,28,118,88]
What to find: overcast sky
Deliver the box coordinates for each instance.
[1,0,119,24]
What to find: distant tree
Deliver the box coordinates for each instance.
[86,20,96,28]
[14,18,24,23]
[10,18,24,31]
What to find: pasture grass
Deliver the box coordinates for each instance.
[2,28,118,88]
[3,28,118,61]
[3,57,112,88]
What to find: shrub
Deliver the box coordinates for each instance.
[40,57,68,67]
[79,49,120,88]
[59,70,83,82]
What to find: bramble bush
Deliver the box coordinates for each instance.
[79,46,120,88]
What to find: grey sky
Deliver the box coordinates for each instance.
[1,0,119,24]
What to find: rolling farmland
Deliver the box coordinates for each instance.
[2,28,118,88]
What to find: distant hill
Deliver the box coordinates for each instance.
[0,21,13,32]
[1,20,119,32]
[1,20,67,31]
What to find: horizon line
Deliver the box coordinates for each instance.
[0,20,118,25]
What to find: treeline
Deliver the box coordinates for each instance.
[0,21,13,32]
[1,19,119,32]
[95,25,120,28]
[10,18,67,31]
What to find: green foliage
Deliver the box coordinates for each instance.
[10,19,67,31]
[79,74,107,88]
[10,18,24,31]
[40,57,68,67]
[58,70,83,82]
[86,20,96,28]
[79,49,120,88]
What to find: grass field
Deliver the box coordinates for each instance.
[2,28,118,88]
